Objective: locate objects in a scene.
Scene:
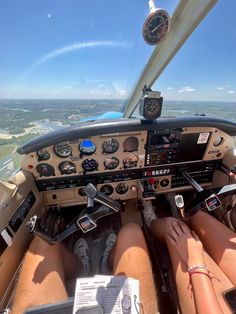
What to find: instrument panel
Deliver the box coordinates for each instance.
[21,131,147,179]
[20,125,234,207]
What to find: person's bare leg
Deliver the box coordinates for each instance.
[151,218,234,314]
[112,223,158,314]
[189,210,236,285]
[12,237,68,314]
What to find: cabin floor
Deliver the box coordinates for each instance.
[4,189,236,313]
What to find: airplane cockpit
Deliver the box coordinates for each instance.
[0,0,236,313]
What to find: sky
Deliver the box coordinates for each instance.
[0,0,236,101]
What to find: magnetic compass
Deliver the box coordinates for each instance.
[143,8,170,45]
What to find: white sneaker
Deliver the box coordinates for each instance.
[74,238,91,276]
[100,233,117,274]
[142,199,157,227]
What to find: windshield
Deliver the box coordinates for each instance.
[0,0,235,180]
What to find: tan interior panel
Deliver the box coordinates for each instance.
[0,171,44,307]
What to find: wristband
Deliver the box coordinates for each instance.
[189,271,212,280]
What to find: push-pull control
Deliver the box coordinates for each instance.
[26,184,121,244]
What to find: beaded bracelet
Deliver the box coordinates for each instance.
[188,264,209,274]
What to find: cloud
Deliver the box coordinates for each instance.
[167,87,173,90]
[45,10,52,19]
[227,90,235,94]
[178,86,195,93]
[217,85,231,90]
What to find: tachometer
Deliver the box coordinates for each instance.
[59,161,76,175]
[36,163,55,177]
[54,142,72,158]
[82,159,98,172]
[104,156,119,170]
[143,9,170,45]
[102,138,119,154]
[100,184,114,196]
[115,183,129,194]
[123,154,138,168]
[79,139,96,155]
[37,149,51,161]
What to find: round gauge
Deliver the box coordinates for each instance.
[115,182,129,195]
[59,161,76,175]
[100,184,114,196]
[142,97,162,120]
[213,136,223,146]
[78,187,86,197]
[104,156,119,170]
[102,138,119,154]
[82,159,98,172]
[36,163,55,177]
[54,142,72,158]
[123,154,138,168]
[143,9,170,45]
[37,149,51,161]
[79,139,96,155]
[123,137,139,152]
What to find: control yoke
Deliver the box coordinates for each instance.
[26,183,121,244]
[180,170,236,218]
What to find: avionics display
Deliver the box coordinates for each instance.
[146,130,210,166]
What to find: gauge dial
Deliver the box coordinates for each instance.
[102,138,119,154]
[104,156,119,170]
[59,161,76,175]
[143,9,170,45]
[37,149,51,161]
[123,154,138,168]
[54,142,72,158]
[142,97,162,120]
[36,163,55,177]
[82,159,98,172]
[100,184,114,196]
[79,139,96,155]
[123,137,139,152]
[115,183,129,194]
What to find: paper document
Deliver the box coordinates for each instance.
[73,275,140,314]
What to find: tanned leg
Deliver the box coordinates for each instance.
[12,237,68,314]
[112,223,158,314]
[151,218,234,314]
[189,210,236,285]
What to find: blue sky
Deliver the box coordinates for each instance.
[0,0,236,101]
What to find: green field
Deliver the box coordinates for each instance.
[0,144,16,160]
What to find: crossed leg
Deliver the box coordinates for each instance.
[12,224,158,314]
[150,217,234,314]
